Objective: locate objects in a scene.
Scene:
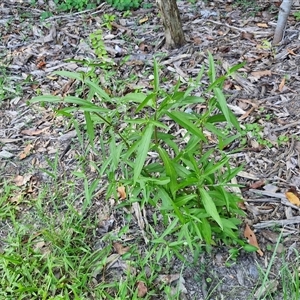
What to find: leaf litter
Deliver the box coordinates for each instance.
[1,0,300,299]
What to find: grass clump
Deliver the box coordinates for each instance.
[0,177,183,299]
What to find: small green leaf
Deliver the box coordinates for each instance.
[200,218,212,244]
[84,111,94,146]
[30,95,62,103]
[243,244,259,252]
[151,219,179,244]
[214,88,230,123]
[204,122,226,139]
[228,62,246,74]
[158,189,185,223]
[153,58,159,93]
[136,93,155,113]
[122,92,148,104]
[199,188,223,229]
[174,194,197,206]
[157,146,178,198]
[166,111,206,141]
[202,156,228,177]
[54,70,83,81]
[134,124,153,183]
[85,80,111,101]
[207,114,227,123]
[208,52,216,82]
[218,134,241,150]
[137,176,170,185]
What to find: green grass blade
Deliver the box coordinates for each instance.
[153,58,159,93]
[135,93,155,113]
[84,111,95,145]
[54,70,83,81]
[208,52,216,82]
[30,95,62,103]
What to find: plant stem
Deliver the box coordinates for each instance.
[93,111,130,149]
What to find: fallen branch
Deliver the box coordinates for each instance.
[253,216,300,229]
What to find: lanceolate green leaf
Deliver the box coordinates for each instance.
[84,111,94,146]
[214,87,230,123]
[153,58,159,93]
[208,52,216,82]
[157,146,177,198]
[134,124,154,183]
[136,93,155,113]
[166,111,207,142]
[202,156,228,177]
[54,70,83,81]
[85,80,111,101]
[63,96,97,107]
[122,92,148,104]
[30,95,62,103]
[158,189,185,223]
[200,217,212,245]
[199,187,223,229]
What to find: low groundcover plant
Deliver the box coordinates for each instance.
[30,53,255,257]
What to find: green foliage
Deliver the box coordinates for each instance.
[238,122,289,148]
[54,0,96,11]
[294,11,300,21]
[0,66,32,102]
[89,29,108,60]
[106,0,142,11]
[102,14,116,31]
[30,54,248,255]
[0,178,183,299]
[39,11,53,20]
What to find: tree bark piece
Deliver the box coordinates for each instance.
[273,0,293,45]
[156,0,186,49]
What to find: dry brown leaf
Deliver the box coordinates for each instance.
[139,42,152,52]
[117,186,126,200]
[136,281,147,298]
[278,77,285,92]
[113,242,130,255]
[239,107,255,120]
[139,16,148,24]
[249,180,266,189]
[13,174,32,186]
[21,127,48,136]
[285,191,300,207]
[244,224,263,256]
[19,144,33,160]
[157,274,180,284]
[241,31,254,40]
[238,201,247,210]
[287,48,297,56]
[9,192,23,204]
[250,70,272,79]
[193,37,202,45]
[256,23,269,28]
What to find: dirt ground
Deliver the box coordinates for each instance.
[1,0,300,299]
